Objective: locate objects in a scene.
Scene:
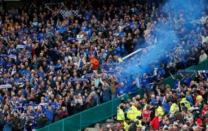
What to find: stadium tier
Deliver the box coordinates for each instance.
[0,0,207,131]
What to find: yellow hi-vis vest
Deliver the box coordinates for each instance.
[155,106,164,117]
[117,108,125,121]
[124,121,130,131]
[180,97,191,110]
[136,120,142,128]
[132,105,142,119]
[127,106,141,120]
[170,103,179,114]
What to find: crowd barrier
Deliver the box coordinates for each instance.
[163,60,208,87]
[36,94,130,131]
[36,60,208,131]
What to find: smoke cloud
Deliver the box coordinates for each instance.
[112,0,206,92]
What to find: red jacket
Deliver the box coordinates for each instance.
[151,116,160,130]
[90,57,99,70]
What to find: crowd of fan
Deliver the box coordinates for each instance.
[87,0,208,130]
[0,0,165,130]
[0,0,208,130]
[102,0,208,96]
[99,72,208,131]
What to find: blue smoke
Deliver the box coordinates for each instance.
[113,0,206,93]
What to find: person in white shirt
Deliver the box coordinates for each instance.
[199,50,208,63]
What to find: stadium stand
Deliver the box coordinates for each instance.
[0,0,207,130]
[36,60,208,131]
[100,63,208,130]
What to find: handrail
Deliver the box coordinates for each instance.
[36,94,130,131]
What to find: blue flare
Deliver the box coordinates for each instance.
[114,0,206,94]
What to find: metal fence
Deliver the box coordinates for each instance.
[36,94,129,131]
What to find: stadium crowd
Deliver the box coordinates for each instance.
[0,0,207,130]
[98,71,208,131]
[0,0,165,130]
[94,0,208,130]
